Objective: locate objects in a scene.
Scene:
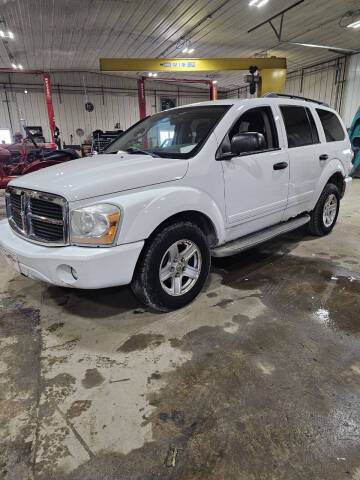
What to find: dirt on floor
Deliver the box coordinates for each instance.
[0,182,360,480]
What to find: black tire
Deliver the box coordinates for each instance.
[131,221,211,312]
[308,183,340,236]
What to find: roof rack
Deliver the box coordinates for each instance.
[263,92,329,107]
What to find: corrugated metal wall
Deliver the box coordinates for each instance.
[222,84,256,100]
[0,71,210,144]
[218,57,346,111]
[342,53,360,128]
[220,57,348,115]
[219,57,346,111]
[283,57,347,113]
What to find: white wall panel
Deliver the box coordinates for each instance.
[0,72,210,145]
[342,53,360,128]
[219,58,349,122]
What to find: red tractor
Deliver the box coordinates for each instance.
[0,128,79,188]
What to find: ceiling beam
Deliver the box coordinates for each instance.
[100,57,287,72]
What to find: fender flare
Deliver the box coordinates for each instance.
[115,186,226,245]
[312,159,345,207]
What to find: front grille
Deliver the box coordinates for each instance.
[6,187,68,245]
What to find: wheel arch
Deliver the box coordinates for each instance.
[313,162,346,207]
[146,210,219,248]
[326,171,345,198]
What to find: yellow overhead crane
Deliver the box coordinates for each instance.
[100,57,287,118]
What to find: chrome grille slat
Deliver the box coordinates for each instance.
[30,197,63,220]
[6,187,68,246]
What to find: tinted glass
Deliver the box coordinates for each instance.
[104,105,230,159]
[316,109,345,142]
[219,106,279,155]
[280,106,313,148]
[306,108,320,144]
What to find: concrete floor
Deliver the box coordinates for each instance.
[1,182,360,480]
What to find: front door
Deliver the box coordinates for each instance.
[219,106,289,240]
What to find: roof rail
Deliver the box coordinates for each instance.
[263,92,329,107]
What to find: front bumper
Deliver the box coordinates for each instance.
[0,220,144,289]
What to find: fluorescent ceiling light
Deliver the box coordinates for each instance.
[249,0,268,6]
[212,80,218,84]
[182,47,188,53]
[188,48,194,53]
[347,20,360,28]
[148,72,153,76]
[153,72,158,77]
[11,63,17,69]
[18,64,23,69]
[283,41,359,53]
[8,31,14,39]
[0,31,4,37]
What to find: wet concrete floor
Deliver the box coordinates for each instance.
[0,182,360,480]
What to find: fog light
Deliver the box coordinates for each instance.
[71,267,78,280]
[56,264,78,285]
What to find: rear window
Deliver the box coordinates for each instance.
[280,106,314,148]
[316,109,345,142]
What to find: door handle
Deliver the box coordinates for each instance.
[273,162,288,170]
[319,154,329,161]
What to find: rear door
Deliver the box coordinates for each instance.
[315,107,350,173]
[279,104,322,217]
[219,105,290,238]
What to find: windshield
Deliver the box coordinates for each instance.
[104,105,230,158]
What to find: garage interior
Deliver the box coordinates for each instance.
[1,0,360,479]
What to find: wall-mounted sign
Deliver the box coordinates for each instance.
[160,61,196,69]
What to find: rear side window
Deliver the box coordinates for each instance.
[280,106,314,148]
[316,109,345,142]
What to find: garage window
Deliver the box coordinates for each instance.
[316,109,345,142]
[0,128,11,144]
[280,106,315,148]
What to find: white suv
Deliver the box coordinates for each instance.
[0,94,353,311]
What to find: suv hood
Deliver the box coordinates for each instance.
[10,153,189,201]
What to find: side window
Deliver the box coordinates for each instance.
[280,106,314,148]
[306,108,320,144]
[219,106,279,154]
[316,109,345,142]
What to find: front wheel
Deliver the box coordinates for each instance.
[131,221,211,312]
[308,183,340,236]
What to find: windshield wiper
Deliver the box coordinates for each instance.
[125,147,159,157]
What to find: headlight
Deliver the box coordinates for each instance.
[70,204,121,246]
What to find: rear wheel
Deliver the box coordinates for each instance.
[131,221,211,312]
[308,183,340,236]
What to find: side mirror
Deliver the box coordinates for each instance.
[231,132,266,156]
